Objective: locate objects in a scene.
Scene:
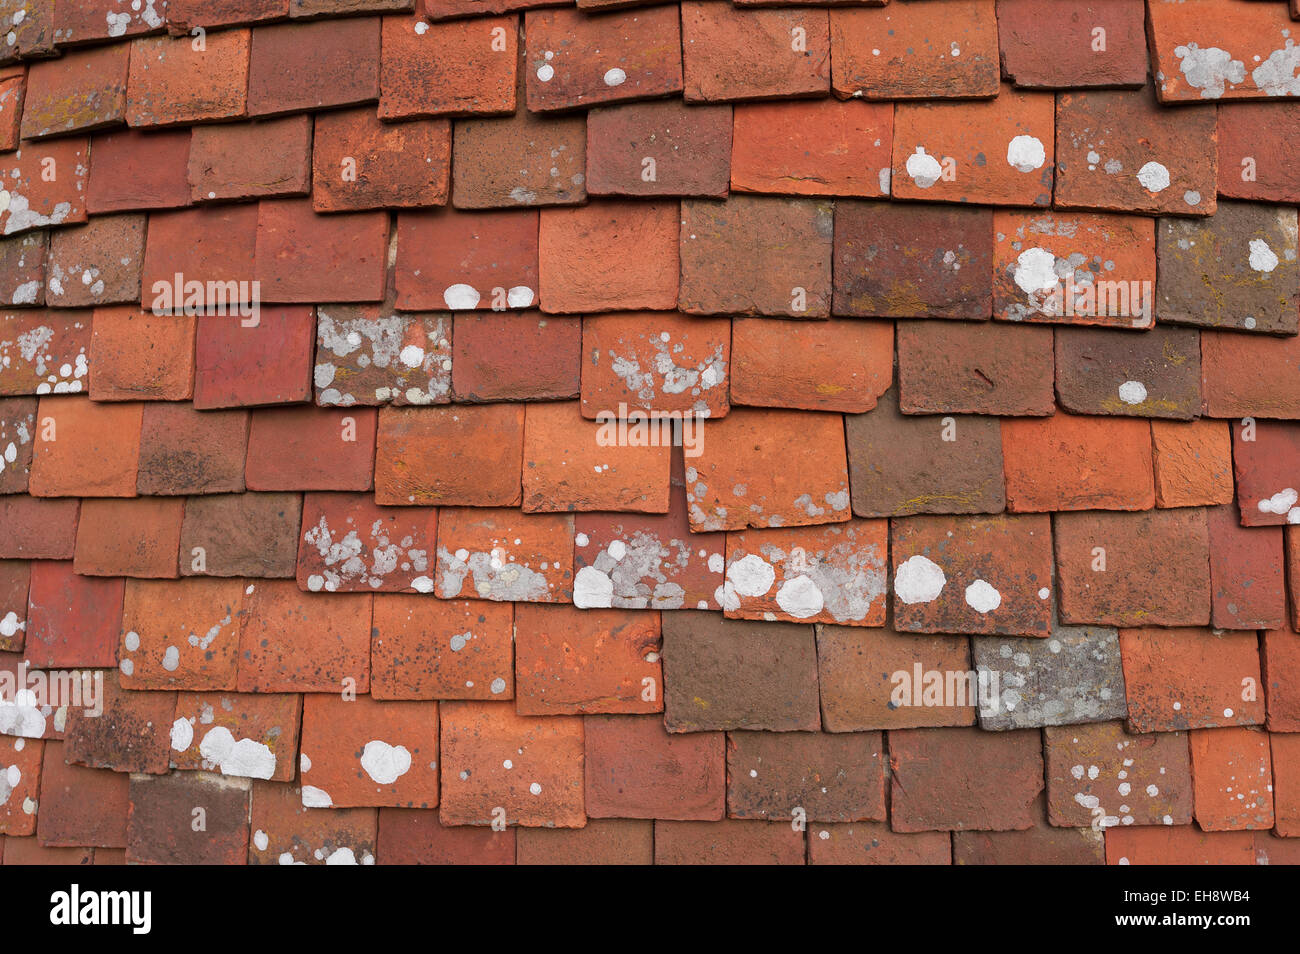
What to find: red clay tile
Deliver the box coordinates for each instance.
[245,405,377,491]
[127,771,250,864]
[371,595,514,700]
[891,513,1053,637]
[832,202,993,319]
[522,400,671,513]
[723,520,888,627]
[300,694,438,808]
[809,822,950,865]
[514,604,660,715]
[890,727,1043,832]
[54,1,167,44]
[730,98,890,198]
[434,507,574,603]
[37,741,128,847]
[297,492,437,593]
[1158,202,1299,335]
[1148,0,1300,102]
[0,396,35,493]
[1056,510,1210,627]
[247,17,380,116]
[375,403,522,506]
[0,233,47,308]
[137,403,248,496]
[1054,87,1217,215]
[179,492,301,579]
[0,560,28,652]
[993,210,1156,327]
[846,390,1006,517]
[293,0,412,14]
[73,497,183,578]
[1043,722,1192,829]
[313,108,450,212]
[236,581,371,693]
[687,407,849,531]
[23,560,122,668]
[171,690,300,782]
[661,611,820,732]
[1120,627,1265,733]
[1202,330,1300,421]
[118,577,248,690]
[0,139,90,236]
[1232,421,1300,527]
[525,6,683,112]
[89,308,194,402]
[254,200,389,303]
[0,66,21,151]
[584,713,723,820]
[193,308,314,410]
[247,779,377,864]
[377,808,516,864]
[394,207,538,312]
[655,818,805,864]
[681,3,829,102]
[0,736,39,834]
[1001,414,1154,512]
[28,396,141,498]
[438,701,584,827]
[732,318,889,412]
[0,3,54,64]
[1272,732,1300,837]
[1190,727,1273,831]
[62,676,175,774]
[188,117,311,203]
[891,86,1054,206]
[1264,629,1300,730]
[1218,102,1300,204]
[44,214,145,308]
[20,44,129,139]
[166,0,290,29]
[452,107,586,209]
[1207,505,1285,631]
[830,1,999,99]
[539,200,678,313]
[680,195,830,317]
[315,306,452,407]
[379,14,516,119]
[728,730,884,823]
[141,205,258,315]
[0,497,80,560]
[1055,326,1200,419]
[452,312,581,403]
[516,817,650,864]
[586,99,731,198]
[86,128,192,214]
[897,320,1053,416]
[997,0,1148,89]
[817,624,976,731]
[126,31,250,127]
[581,312,729,419]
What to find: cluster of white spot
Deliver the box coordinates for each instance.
[1,322,88,393]
[1258,488,1300,523]
[302,512,431,592]
[315,309,452,407]
[894,555,1008,616]
[717,532,886,623]
[905,147,943,189]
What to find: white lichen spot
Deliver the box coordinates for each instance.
[894,555,946,604]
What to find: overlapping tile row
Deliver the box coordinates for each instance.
[0,0,1298,866]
